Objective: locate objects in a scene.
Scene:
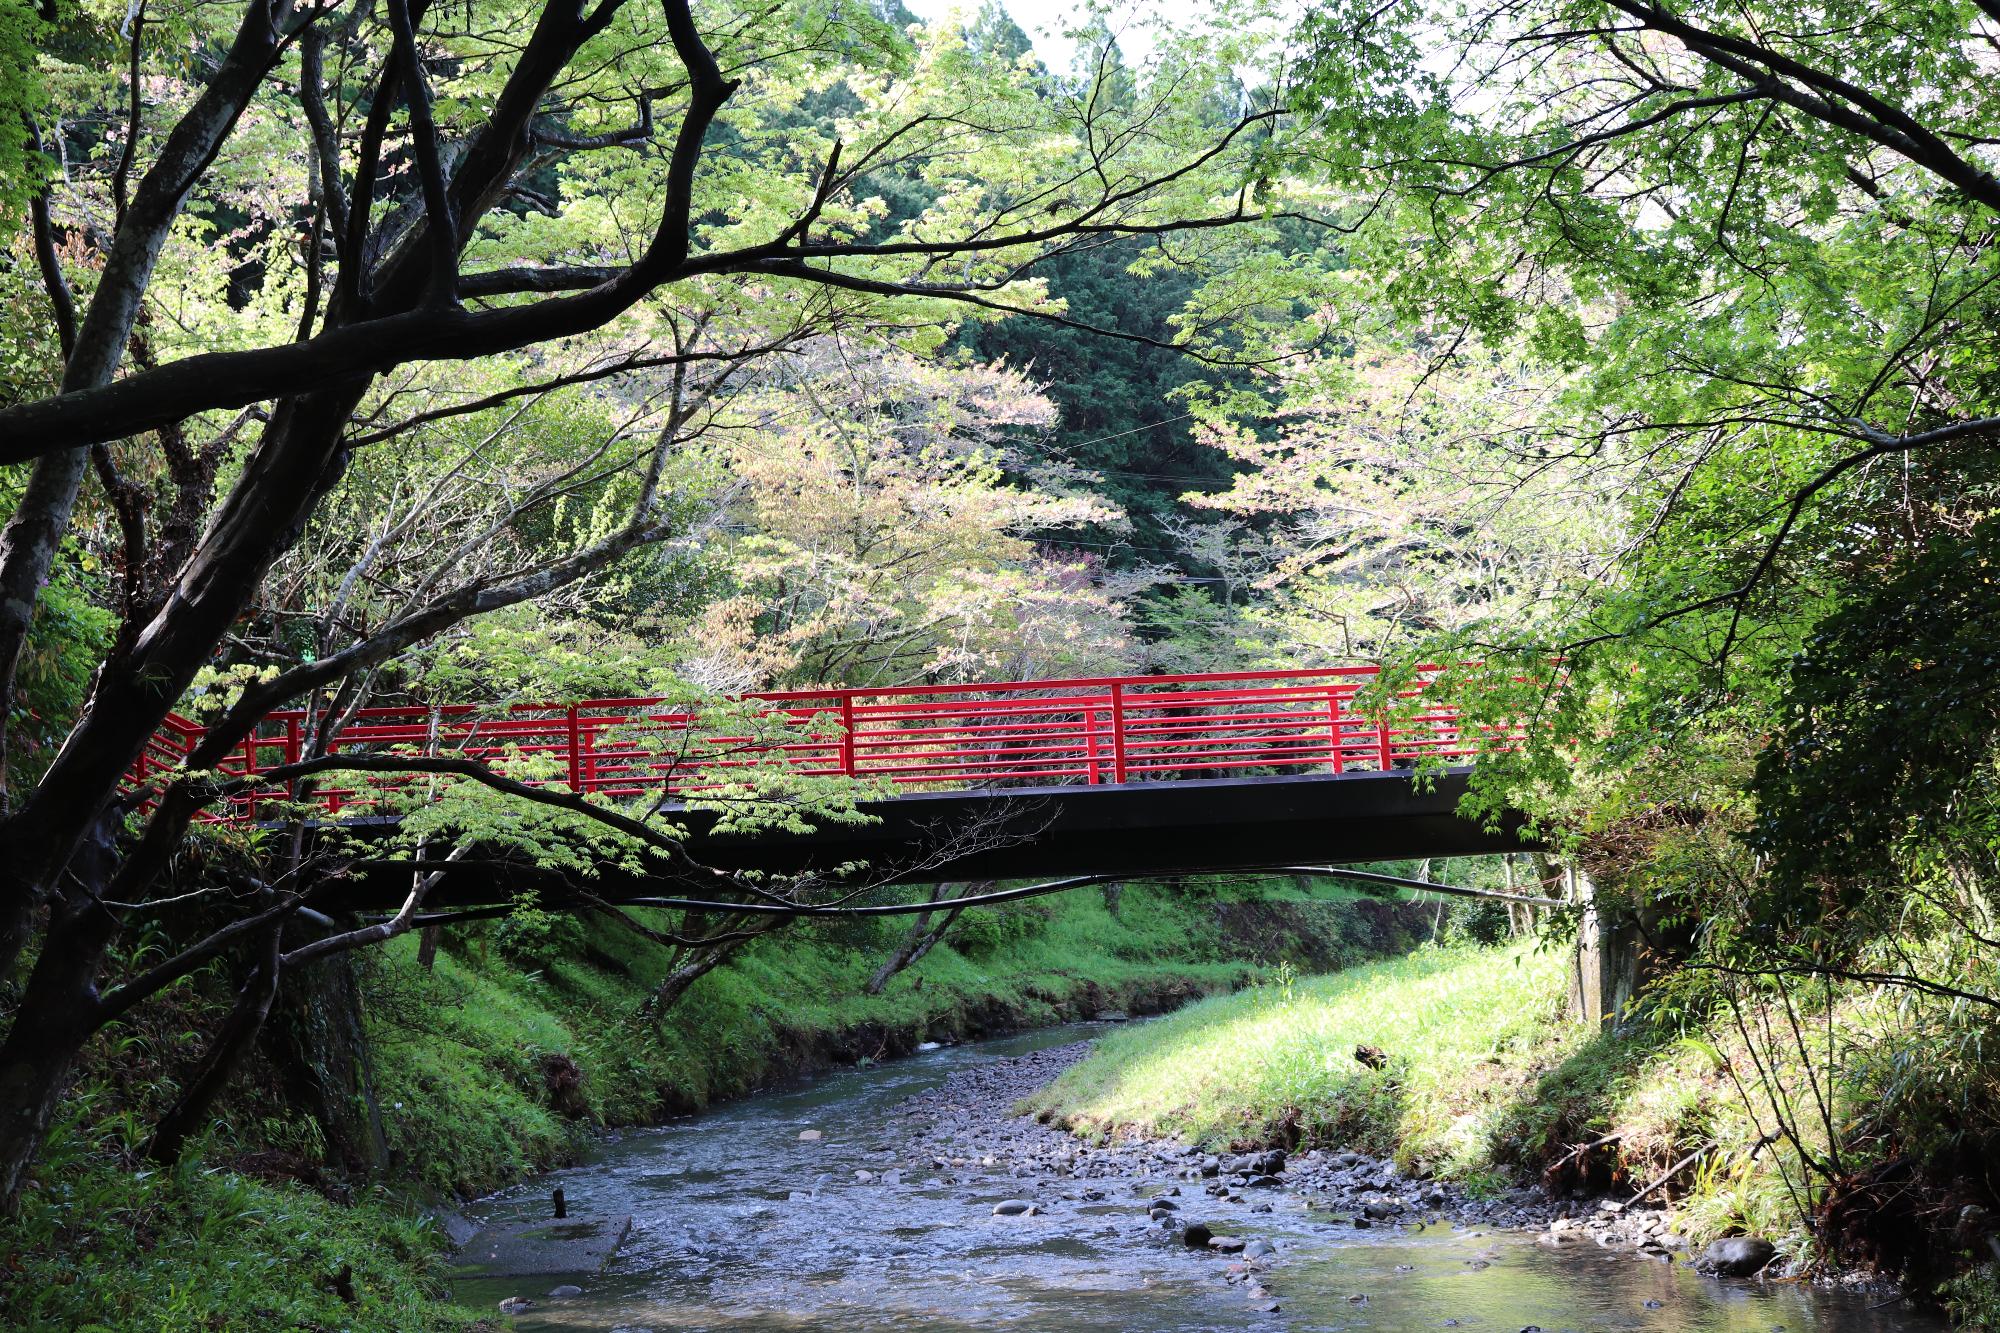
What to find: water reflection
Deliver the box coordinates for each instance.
[455,1028,1934,1332]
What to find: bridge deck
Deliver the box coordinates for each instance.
[129,667,1531,904]
[133,666,1521,818]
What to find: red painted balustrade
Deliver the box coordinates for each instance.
[128,666,1519,823]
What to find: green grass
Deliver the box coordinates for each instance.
[1023,942,1574,1169]
[2,1106,476,1332]
[2,878,1425,1331]
[365,882,1409,1196]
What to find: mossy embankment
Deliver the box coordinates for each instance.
[366,880,1429,1198]
[2,878,1426,1332]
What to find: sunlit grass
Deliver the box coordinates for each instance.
[1023,943,1575,1171]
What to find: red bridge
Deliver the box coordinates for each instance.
[133,667,1533,899]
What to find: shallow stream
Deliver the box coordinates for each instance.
[454,1025,1939,1332]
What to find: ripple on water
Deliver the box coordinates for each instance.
[455,1025,1942,1333]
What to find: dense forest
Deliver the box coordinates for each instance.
[6,0,2000,1326]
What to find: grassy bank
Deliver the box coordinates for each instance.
[1025,938,2000,1315]
[3,878,1422,1331]
[366,879,1426,1197]
[1023,942,1575,1181]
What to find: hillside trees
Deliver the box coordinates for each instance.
[1273,0,2000,1266]
[0,0,1316,1204]
[1285,0,2000,854]
[682,342,1140,689]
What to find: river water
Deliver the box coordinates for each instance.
[454,1025,1939,1332]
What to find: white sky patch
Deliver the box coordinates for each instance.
[901,0,1165,71]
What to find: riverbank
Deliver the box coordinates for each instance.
[457,1024,1935,1332]
[1021,941,1985,1318]
[0,878,1425,1331]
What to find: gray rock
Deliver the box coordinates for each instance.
[546,1284,584,1299]
[993,1199,1038,1216]
[498,1296,534,1315]
[1208,1235,1247,1253]
[797,1129,823,1141]
[429,1208,480,1249]
[1244,1239,1277,1258]
[1700,1236,1776,1276]
[1183,1222,1214,1248]
[1364,1200,1397,1220]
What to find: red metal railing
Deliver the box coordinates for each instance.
[128,666,1516,823]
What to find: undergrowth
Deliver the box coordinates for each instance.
[2,877,1417,1330]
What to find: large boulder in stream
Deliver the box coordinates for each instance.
[1698,1236,1776,1276]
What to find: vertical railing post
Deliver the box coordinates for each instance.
[1327,695,1345,774]
[241,730,259,822]
[566,705,582,792]
[839,693,857,778]
[1377,709,1393,771]
[1109,683,1128,784]
[1084,704,1102,785]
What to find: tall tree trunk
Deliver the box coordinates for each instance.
[0,0,295,809]
[415,924,441,971]
[0,896,118,1207]
[262,947,388,1179]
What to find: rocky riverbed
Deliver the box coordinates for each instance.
[888,1039,1821,1311]
[455,1023,1939,1331]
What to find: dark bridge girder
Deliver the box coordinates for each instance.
[329,769,1532,910]
[687,769,1529,883]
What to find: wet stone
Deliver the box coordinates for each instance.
[1700,1236,1777,1276]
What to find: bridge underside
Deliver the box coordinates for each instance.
[329,769,1532,909]
[689,769,1527,882]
